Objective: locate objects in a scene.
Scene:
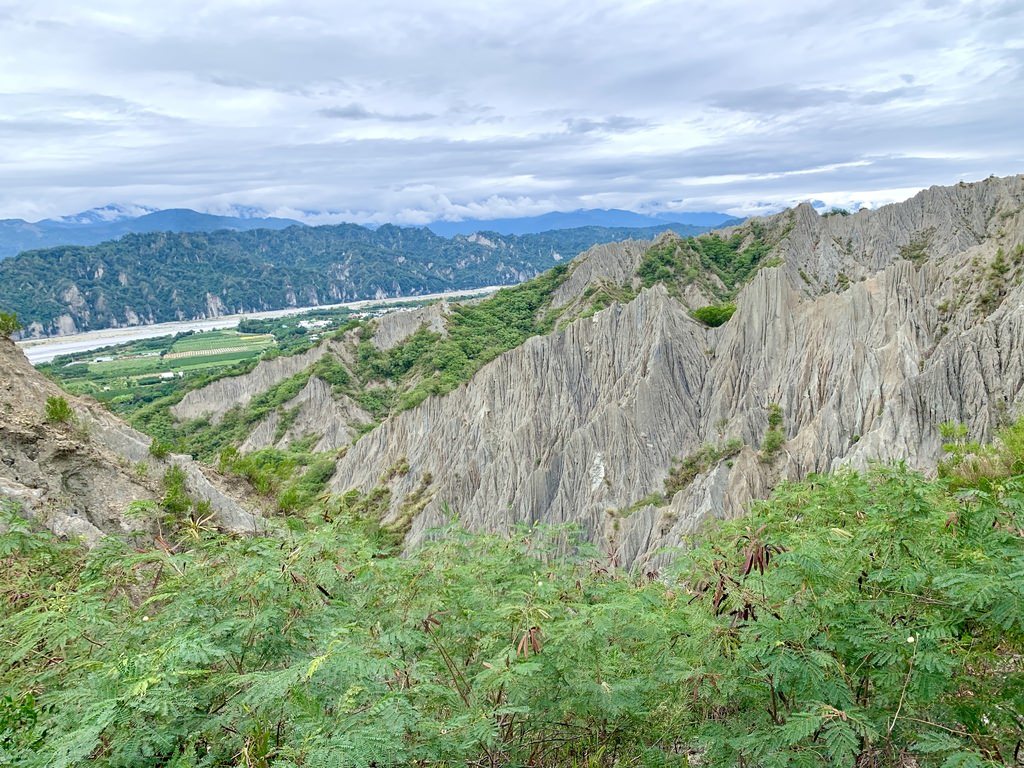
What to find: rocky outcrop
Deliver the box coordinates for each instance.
[329,174,1024,568]
[372,301,451,350]
[240,376,371,453]
[0,338,262,543]
[171,343,331,423]
[548,240,648,309]
[331,287,713,557]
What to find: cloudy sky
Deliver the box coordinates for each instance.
[1,0,1021,224]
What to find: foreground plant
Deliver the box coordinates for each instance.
[2,424,1022,767]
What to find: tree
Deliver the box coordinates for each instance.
[691,303,737,327]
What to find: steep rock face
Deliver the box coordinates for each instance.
[240,376,370,453]
[0,339,261,543]
[171,343,332,423]
[548,240,647,309]
[331,287,712,548]
[372,301,451,350]
[329,175,1024,568]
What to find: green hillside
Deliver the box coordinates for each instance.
[0,223,709,336]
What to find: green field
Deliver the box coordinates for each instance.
[58,329,273,380]
[41,328,277,411]
[166,329,273,353]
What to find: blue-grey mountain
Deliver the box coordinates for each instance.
[0,206,303,260]
[427,208,739,236]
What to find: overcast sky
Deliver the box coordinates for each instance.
[1,0,1021,224]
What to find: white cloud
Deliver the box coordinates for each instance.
[0,0,1021,222]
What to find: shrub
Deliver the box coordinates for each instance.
[691,303,737,327]
[665,439,743,495]
[0,311,21,338]
[43,395,73,423]
[161,465,192,519]
[899,230,933,265]
[760,402,785,462]
[2,438,1023,767]
[149,441,171,459]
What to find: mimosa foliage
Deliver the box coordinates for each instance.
[2,424,1023,767]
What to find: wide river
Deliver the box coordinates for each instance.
[17,286,502,365]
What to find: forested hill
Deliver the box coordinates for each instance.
[0,222,710,337]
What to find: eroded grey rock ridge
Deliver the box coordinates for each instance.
[372,301,451,351]
[169,299,453,427]
[0,338,262,543]
[240,376,370,453]
[330,175,1024,568]
[548,240,648,309]
[171,343,331,423]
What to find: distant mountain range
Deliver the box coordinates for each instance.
[426,209,741,236]
[0,205,739,260]
[0,206,302,260]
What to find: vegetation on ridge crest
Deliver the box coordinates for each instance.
[0,311,20,337]
[690,302,737,327]
[637,221,775,303]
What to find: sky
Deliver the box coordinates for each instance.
[0,0,1022,224]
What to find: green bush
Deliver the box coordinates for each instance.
[0,311,21,338]
[690,302,737,327]
[760,402,785,462]
[43,395,73,423]
[148,440,171,459]
[665,438,743,495]
[160,465,192,519]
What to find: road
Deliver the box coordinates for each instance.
[17,286,502,365]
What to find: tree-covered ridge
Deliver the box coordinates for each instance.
[638,220,777,301]
[0,222,710,336]
[2,421,1022,767]
[356,263,571,413]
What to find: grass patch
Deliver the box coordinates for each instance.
[43,395,73,424]
[665,439,743,496]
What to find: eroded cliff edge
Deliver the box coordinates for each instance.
[327,175,1024,567]
[0,338,262,543]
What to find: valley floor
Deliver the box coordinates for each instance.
[17,285,501,364]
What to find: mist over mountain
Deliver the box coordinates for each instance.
[427,209,740,236]
[0,204,738,261]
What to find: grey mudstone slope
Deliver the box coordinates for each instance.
[0,338,261,543]
[329,175,1024,569]
[548,240,648,309]
[372,301,451,350]
[171,342,332,423]
[170,299,453,430]
[240,376,371,453]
